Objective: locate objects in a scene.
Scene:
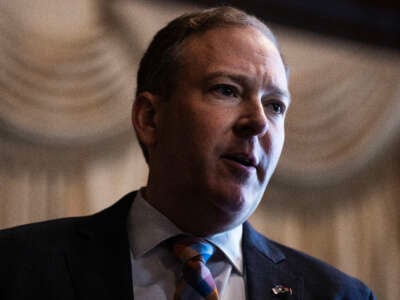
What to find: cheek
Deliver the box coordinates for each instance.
[274,129,285,151]
[188,112,227,140]
[269,128,285,166]
[260,126,285,159]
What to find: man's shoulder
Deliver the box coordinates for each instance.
[244,223,375,299]
[0,192,136,299]
[0,215,87,254]
[0,191,136,253]
[271,239,373,297]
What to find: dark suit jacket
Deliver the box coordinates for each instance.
[0,191,375,299]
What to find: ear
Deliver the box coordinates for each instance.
[132,91,161,148]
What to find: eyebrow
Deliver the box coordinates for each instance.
[204,71,291,103]
[266,86,291,104]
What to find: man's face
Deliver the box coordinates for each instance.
[148,26,289,234]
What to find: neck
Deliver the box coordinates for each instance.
[143,183,237,237]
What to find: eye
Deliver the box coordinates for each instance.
[212,84,238,98]
[265,101,286,115]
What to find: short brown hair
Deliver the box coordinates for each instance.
[135,6,287,162]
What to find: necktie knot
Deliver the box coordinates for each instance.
[172,236,219,300]
[173,237,215,264]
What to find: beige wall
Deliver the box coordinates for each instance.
[1,1,399,299]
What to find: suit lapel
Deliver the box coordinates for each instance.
[243,222,303,300]
[65,193,303,300]
[66,192,136,300]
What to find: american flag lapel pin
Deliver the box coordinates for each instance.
[272,284,293,296]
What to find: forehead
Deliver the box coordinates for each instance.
[177,26,287,88]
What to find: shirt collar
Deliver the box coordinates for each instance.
[127,189,243,274]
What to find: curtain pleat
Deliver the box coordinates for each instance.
[0,1,398,299]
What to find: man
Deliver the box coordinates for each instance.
[0,6,375,300]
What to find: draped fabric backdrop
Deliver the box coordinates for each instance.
[0,1,399,299]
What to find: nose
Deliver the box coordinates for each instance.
[233,97,268,138]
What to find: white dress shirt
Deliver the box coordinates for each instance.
[127,190,246,300]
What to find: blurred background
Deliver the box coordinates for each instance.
[0,0,399,299]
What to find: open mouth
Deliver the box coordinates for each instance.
[222,154,256,168]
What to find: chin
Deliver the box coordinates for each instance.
[209,185,258,223]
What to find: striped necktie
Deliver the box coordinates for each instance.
[172,237,219,300]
